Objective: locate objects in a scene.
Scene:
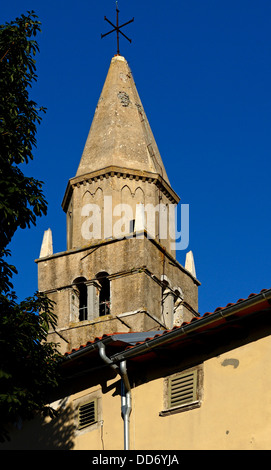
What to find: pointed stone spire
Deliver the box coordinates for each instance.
[39,228,53,258]
[36,53,200,356]
[76,55,169,183]
[185,250,196,278]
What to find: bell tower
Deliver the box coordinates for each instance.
[36,55,200,354]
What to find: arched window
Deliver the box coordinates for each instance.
[72,277,88,322]
[96,272,110,316]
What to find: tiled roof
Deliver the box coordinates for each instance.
[64,288,271,362]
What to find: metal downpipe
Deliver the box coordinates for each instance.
[98,343,132,450]
[120,360,132,450]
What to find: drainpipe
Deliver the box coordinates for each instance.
[98,342,118,371]
[98,343,132,450]
[111,288,271,363]
[120,360,132,450]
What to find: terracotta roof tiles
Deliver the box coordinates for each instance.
[64,288,271,358]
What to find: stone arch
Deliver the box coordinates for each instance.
[70,276,88,322]
[94,186,103,198]
[114,185,134,236]
[82,190,93,204]
[161,274,171,287]
[173,286,183,300]
[134,186,145,204]
[121,184,133,203]
[96,272,111,316]
[83,186,103,204]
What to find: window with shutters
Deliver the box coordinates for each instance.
[160,365,203,416]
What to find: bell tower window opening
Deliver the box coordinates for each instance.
[96,272,110,316]
[79,283,88,321]
[73,277,88,322]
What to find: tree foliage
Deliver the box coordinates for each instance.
[0,10,47,249]
[0,11,63,442]
[0,293,61,442]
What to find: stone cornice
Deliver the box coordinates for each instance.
[61,165,180,212]
[35,230,200,286]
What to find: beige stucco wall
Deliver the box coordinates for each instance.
[2,332,271,450]
[131,337,271,450]
[70,334,271,450]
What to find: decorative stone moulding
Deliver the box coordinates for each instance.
[62,165,179,212]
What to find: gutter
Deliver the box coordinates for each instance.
[63,288,271,448]
[110,288,271,363]
[64,289,271,366]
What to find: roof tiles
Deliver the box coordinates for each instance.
[64,288,271,357]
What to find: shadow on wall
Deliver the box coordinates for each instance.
[1,403,76,450]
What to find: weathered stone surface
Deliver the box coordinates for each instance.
[39,228,53,258]
[37,55,200,355]
[76,55,169,181]
[185,250,196,278]
[37,234,199,354]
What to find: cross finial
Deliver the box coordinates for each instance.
[101,2,134,55]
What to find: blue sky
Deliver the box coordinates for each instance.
[2,0,271,315]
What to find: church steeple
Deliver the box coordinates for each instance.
[37,54,200,355]
[62,55,177,253]
[76,55,169,182]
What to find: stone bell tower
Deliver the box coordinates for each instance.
[36,55,200,354]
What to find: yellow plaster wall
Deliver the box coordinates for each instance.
[128,335,271,450]
[73,335,271,450]
[2,334,271,450]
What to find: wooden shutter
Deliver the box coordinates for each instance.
[168,370,197,408]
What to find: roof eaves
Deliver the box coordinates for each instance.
[109,288,271,363]
[63,287,271,365]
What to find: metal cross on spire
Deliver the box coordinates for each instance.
[101,2,134,55]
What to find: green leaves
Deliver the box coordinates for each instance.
[0,11,47,248]
[0,8,49,290]
[0,290,63,442]
[0,11,63,442]
[0,11,45,165]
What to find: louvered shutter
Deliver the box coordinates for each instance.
[78,399,97,429]
[168,370,197,408]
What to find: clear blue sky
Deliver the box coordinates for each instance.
[2,0,271,315]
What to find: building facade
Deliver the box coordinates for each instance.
[3,287,271,450]
[2,55,271,451]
